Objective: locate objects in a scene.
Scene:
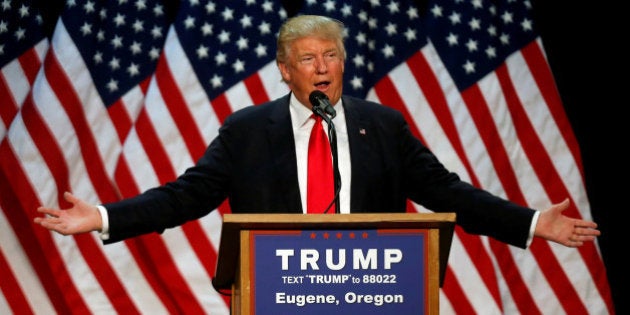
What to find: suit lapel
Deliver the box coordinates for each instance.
[266,95,303,213]
[343,96,374,212]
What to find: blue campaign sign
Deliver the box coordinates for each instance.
[250,229,428,315]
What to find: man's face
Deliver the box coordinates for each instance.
[278,36,344,108]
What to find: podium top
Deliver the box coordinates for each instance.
[212,212,455,289]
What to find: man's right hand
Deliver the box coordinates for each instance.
[34,192,102,235]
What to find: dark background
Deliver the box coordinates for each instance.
[37,1,624,313]
[531,1,625,314]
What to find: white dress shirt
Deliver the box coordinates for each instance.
[289,93,351,214]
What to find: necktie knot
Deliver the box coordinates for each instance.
[312,114,323,124]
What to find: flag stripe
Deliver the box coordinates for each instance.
[143,231,207,313]
[210,93,235,125]
[143,42,231,311]
[521,42,584,174]
[125,237,182,314]
[181,221,221,279]
[445,230,503,313]
[38,17,169,313]
[402,52,508,308]
[17,48,42,85]
[118,81,221,311]
[422,32,596,315]
[495,63,587,314]
[244,72,271,105]
[0,40,47,136]
[460,84,543,313]
[31,58,134,311]
[155,58,207,160]
[375,71,509,312]
[498,53,611,312]
[22,95,71,206]
[43,51,119,202]
[111,158,178,313]
[0,141,80,314]
[0,76,20,129]
[1,203,54,314]
[407,52,478,178]
[442,265,477,314]
[116,125,207,312]
[25,85,121,313]
[135,84,226,309]
[108,93,141,143]
[379,75,480,313]
[374,68,518,312]
[0,221,35,314]
[137,109,173,184]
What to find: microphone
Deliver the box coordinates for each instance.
[309,90,336,119]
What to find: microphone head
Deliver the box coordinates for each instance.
[309,90,336,118]
[309,90,328,107]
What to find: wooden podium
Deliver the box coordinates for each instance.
[212,213,455,315]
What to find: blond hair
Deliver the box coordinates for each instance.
[276,15,346,64]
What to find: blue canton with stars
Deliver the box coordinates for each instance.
[174,0,287,101]
[298,0,539,95]
[426,0,538,90]
[0,0,47,68]
[61,0,171,107]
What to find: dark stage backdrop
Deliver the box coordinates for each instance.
[532,1,625,313]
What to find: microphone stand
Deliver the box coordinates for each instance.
[313,106,341,214]
[327,118,341,214]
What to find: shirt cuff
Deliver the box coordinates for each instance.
[96,205,110,241]
[526,210,540,248]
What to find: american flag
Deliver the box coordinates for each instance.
[0,0,614,314]
[0,0,48,138]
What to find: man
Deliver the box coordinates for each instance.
[34,15,599,249]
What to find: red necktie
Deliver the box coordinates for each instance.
[307,115,334,213]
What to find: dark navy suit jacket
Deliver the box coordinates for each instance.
[105,93,535,248]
